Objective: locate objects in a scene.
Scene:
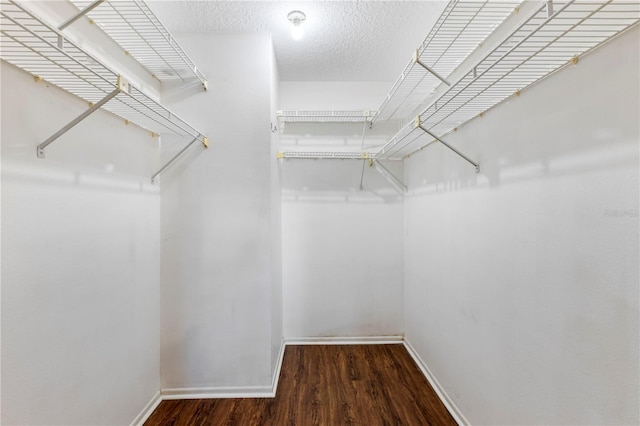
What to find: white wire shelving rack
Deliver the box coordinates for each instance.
[0,0,208,183]
[278,0,523,165]
[277,110,377,160]
[279,2,523,128]
[277,0,640,192]
[69,0,207,88]
[277,110,376,124]
[374,0,523,122]
[278,151,376,160]
[276,150,403,191]
[375,0,640,167]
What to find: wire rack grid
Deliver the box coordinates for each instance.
[375,0,640,161]
[0,0,206,145]
[374,0,523,122]
[278,151,376,160]
[277,110,377,124]
[70,0,207,87]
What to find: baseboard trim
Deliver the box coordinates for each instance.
[131,390,161,426]
[146,337,468,426]
[160,339,287,400]
[285,335,404,345]
[403,339,469,426]
[161,385,274,400]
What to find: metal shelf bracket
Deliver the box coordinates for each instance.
[36,75,130,158]
[413,49,451,86]
[59,0,105,31]
[374,160,407,193]
[415,116,480,173]
[150,134,208,184]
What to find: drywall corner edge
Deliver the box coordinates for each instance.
[403,339,469,426]
[271,338,286,395]
[130,391,162,426]
[159,339,287,401]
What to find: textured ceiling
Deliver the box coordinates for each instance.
[147,1,448,82]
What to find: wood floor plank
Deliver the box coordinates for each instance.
[145,344,456,426]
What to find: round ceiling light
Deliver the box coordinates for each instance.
[287,10,306,40]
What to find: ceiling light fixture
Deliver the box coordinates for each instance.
[287,10,306,40]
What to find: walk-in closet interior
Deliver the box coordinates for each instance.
[1,0,638,424]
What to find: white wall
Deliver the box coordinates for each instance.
[1,62,160,425]
[160,33,280,390]
[280,81,390,111]
[280,120,404,339]
[404,26,639,425]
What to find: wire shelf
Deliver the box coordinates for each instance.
[375,0,523,122]
[277,110,376,124]
[279,151,375,160]
[0,0,206,146]
[70,0,207,87]
[376,0,640,161]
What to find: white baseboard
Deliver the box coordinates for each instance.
[131,390,161,426]
[161,338,287,400]
[403,339,469,426]
[285,335,404,345]
[141,337,467,426]
[159,337,402,401]
[161,385,275,399]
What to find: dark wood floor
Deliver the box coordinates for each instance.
[145,344,456,425]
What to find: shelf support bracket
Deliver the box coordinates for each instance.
[416,117,480,173]
[413,50,451,86]
[151,136,206,184]
[37,76,129,158]
[374,160,407,193]
[359,158,366,190]
[58,0,105,31]
[546,0,554,18]
[359,121,368,190]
